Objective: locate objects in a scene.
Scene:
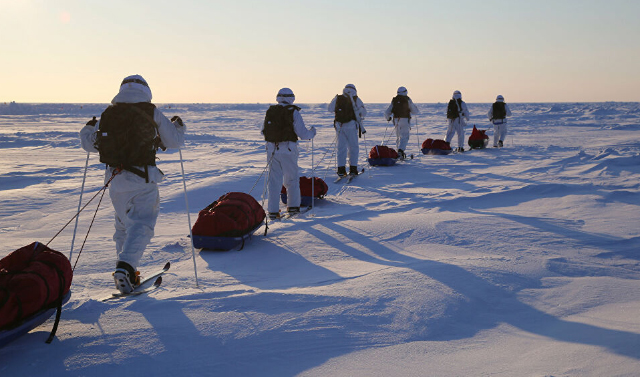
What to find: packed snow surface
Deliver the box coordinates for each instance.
[1,101,640,376]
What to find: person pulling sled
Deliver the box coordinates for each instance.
[328,84,367,176]
[445,90,470,152]
[79,74,185,294]
[487,94,512,147]
[262,88,316,220]
[384,86,419,160]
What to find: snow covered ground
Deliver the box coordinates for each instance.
[1,101,639,376]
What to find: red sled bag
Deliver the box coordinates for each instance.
[421,138,452,155]
[468,125,489,149]
[0,242,72,331]
[281,176,328,198]
[281,176,328,206]
[192,192,266,238]
[191,192,266,251]
[368,145,398,166]
[369,145,398,159]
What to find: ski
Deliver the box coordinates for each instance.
[397,154,414,162]
[102,276,163,301]
[283,206,312,219]
[334,175,347,184]
[100,262,170,301]
[346,168,366,184]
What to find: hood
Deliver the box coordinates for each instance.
[343,83,357,97]
[111,74,153,104]
[397,86,408,96]
[452,90,462,100]
[276,87,295,105]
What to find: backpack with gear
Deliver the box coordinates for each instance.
[263,105,300,143]
[492,101,507,120]
[391,95,411,119]
[94,102,160,181]
[446,99,461,120]
[334,94,357,124]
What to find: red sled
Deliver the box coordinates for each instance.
[281,176,328,207]
[191,192,266,251]
[368,145,398,166]
[468,125,489,149]
[0,242,73,348]
[421,138,452,155]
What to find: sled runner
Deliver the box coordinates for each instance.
[368,145,398,166]
[421,138,453,155]
[191,192,266,251]
[468,125,489,149]
[0,242,73,348]
[281,176,328,207]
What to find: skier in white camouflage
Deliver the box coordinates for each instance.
[79,74,185,294]
[384,86,420,160]
[487,94,512,147]
[328,84,367,176]
[262,88,316,219]
[445,90,470,152]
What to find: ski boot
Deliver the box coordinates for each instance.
[349,166,359,176]
[268,211,282,220]
[398,149,406,160]
[337,166,347,177]
[287,207,300,214]
[113,261,140,294]
[498,140,503,147]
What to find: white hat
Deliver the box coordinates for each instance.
[120,74,152,100]
[397,86,408,95]
[452,90,462,100]
[496,95,504,102]
[276,87,295,104]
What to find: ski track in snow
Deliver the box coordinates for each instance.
[1,102,640,376]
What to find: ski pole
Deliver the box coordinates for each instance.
[415,115,421,155]
[69,152,90,261]
[363,131,372,178]
[179,148,199,288]
[381,119,390,146]
[311,137,315,214]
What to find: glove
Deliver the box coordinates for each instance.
[310,126,316,137]
[386,117,392,122]
[86,116,97,127]
[171,115,184,127]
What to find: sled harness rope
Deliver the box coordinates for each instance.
[46,168,121,271]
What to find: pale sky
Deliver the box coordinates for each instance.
[2,0,639,103]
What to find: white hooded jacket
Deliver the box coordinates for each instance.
[80,76,185,185]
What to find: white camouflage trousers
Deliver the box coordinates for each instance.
[445,118,466,148]
[336,120,360,168]
[109,176,160,270]
[395,118,411,152]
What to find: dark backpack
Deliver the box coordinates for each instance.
[263,105,300,143]
[391,95,411,118]
[446,99,460,119]
[492,102,507,120]
[334,94,357,123]
[94,102,160,181]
